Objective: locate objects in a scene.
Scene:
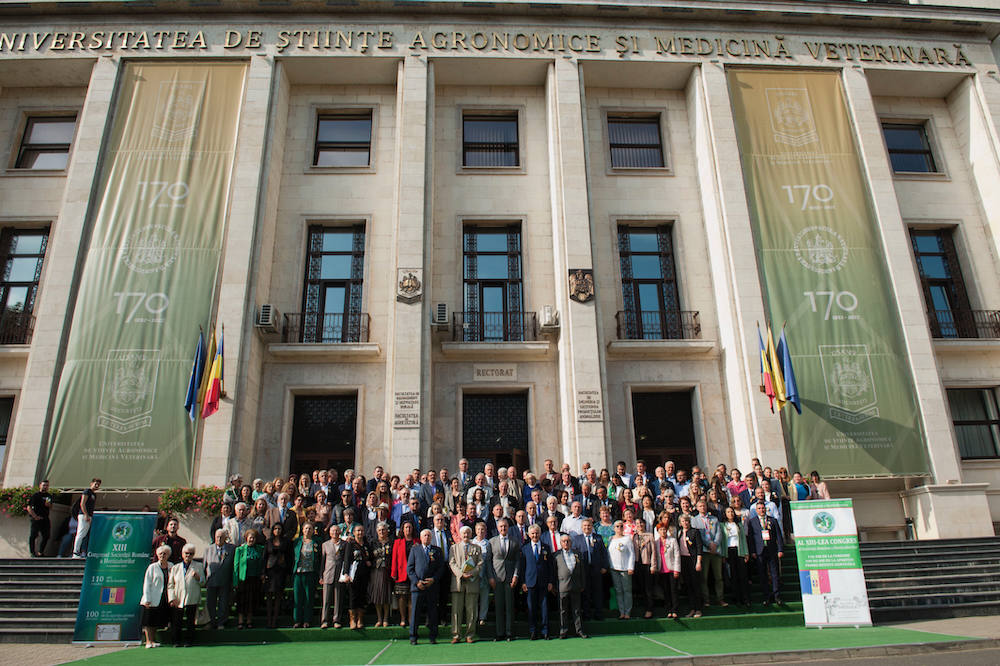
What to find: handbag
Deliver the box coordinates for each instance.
[195,604,211,627]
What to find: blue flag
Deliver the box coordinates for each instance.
[183,331,206,422]
[777,326,801,415]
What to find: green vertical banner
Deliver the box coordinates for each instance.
[728,69,928,477]
[74,512,157,643]
[45,63,247,488]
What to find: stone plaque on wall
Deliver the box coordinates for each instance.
[474,364,517,381]
[393,391,420,428]
[577,389,603,421]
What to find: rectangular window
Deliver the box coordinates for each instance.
[463,114,519,167]
[908,228,985,339]
[882,123,937,174]
[462,225,529,341]
[313,112,373,167]
[15,116,77,170]
[290,394,358,477]
[948,388,1000,459]
[0,228,47,344]
[617,225,697,340]
[631,392,697,472]
[297,225,367,343]
[608,116,664,168]
[0,397,13,475]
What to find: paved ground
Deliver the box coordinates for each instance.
[5,616,997,666]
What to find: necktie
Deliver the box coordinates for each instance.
[502,538,508,557]
[586,536,592,559]
[552,532,557,551]
[534,544,539,560]
[425,546,429,558]
[280,509,285,522]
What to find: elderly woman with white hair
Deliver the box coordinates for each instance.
[140,544,172,648]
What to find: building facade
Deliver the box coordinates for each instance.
[0,0,999,540]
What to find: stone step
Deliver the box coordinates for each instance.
[865,571,1000,589]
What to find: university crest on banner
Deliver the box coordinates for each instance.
[152,80,206,142]
[765,88,819,147]
[819,345,878,424]
[98,349,161,433]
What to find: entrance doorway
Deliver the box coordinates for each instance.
[289,394,358,480]
[631,391,697,472]
[462,393,529,475]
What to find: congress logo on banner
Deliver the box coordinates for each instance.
[765,88,818,146]
[152,80,205,142]
[820,345,878,424]
[122,224,181,275]
[112,521,133,541]
[793,226,848,274]
[98,349,161,433]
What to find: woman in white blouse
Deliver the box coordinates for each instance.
[607,520,636,620]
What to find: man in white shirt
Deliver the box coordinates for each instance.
[615,461,633,488]
[560,501,586,537]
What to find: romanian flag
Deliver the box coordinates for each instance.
[758,324,777,411]
[777,326,801,415]
[183,331,206,422]
[766,323,787,412]
[100,587,126,604]
[197,328,217,410]
[201,326,223,419]
[799,570,831,595]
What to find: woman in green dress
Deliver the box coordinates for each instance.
[232,529,265,629]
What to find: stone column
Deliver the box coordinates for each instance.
[688,63,786,472]
[545,59,608,469]
[3,57,119,487]
[383,56,431,474]
[196,55,276,486]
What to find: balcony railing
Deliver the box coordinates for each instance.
[453,311,536,342]
[616,310,700,341]
[0,311,34,345]
[282,312,370,343]
[929,310,1000,340]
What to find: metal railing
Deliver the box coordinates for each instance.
[928,310,1000,340]
[0,312,34,345]
[616,310,700,341]
[282,312,370,343]
[452,311,536,342]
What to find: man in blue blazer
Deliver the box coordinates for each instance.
[407,528,446,644]
[745,501,784,605]
[518,524,555,640]
[572,518,609,621]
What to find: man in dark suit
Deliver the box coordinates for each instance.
[518,524,555,640]
[573,518,609,621]
[593,486,621,522]
[485,518,520,641]
[574,482,596,521]
[555,534,587,639]
[407,528,445,644]
[264,493,298,539]
[746,500,785,605]
[430,513,453,624]
[203,528,235,629]
[397,497,423,534]
[366,465,386,494]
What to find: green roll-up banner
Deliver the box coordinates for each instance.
[45,63,247,488]
[728,69,928,477]
[74,512,157,643]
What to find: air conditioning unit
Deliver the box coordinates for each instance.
[540,305,560,331]
[432,302,449,330]
[256,304,281,334]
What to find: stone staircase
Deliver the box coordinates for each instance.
[0,558,84,643]
[860,537,1000,622]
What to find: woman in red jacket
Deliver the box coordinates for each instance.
[389,519,419,626]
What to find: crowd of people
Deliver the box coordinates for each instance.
[127,457,831,647]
